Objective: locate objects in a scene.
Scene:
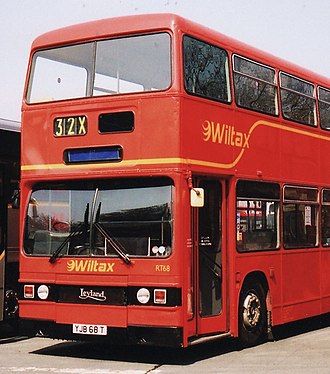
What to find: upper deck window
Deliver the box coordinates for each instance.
[27,33,171,103]
[280,72,316,126]
[183,36,231,103]
[233,55,278,116]
[318,86,330,130]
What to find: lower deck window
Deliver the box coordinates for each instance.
[321,189,330,246]
[283,186,318,248]
[236,180,280,251]
[283,204,317,248]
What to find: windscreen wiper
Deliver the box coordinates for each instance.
[49,203,89,263]
[94,222,132,265]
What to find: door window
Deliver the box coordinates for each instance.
[198,180,222,317]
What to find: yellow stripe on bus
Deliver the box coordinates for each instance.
[21,158,184,171]
[21,155,244,172]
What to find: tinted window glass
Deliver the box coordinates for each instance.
[183,36,231,103]
[236,180,280,252]
[319,87,330,130]
[233,55,277,115]
[99,112,134,133]
[280,73,316,126]
[283,186,318,249]
[198,180,222,316]
[321,189,330,246]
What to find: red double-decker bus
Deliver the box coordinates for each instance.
[19,14,330,347]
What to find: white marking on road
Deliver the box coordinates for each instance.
[0,368,161,374]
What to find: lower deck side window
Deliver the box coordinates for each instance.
[321,189,330,246]
[283,203,317,248]
[236,180,280,252]
[283,186,318,249]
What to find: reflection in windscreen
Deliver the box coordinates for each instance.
[27,33,171,103]
[24,178,173,258]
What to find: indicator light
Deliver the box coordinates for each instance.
[154,289,167,304]
[24,285,35,299]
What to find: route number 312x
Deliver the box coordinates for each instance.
[54,115,87,137]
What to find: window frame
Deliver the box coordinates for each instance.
[233,54,278,116]
[26,32,172,104]
[321,188,330,247]
[282,185,319,249]
[23,177,175,259]
[183,34,232,104]
[279,72,317,127]
[236,180,280,253]
[318,86,330,130]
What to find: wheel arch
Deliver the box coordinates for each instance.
[237,270,272,347]
[241,271,269,294]
[239,271,272,315]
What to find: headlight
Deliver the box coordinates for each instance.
[37,285,49,300]
[136,288,150,304]
[158,246,166,255]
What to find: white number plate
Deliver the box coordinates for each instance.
[72,323,107,336]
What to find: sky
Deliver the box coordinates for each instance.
[1,0,329,122]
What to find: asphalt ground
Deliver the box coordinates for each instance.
[0,314,329,373]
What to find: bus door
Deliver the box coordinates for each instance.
[192,178,227,336]
[0,165,4,321]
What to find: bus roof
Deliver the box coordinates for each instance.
[30,13,329,86]
[0,118,21,132]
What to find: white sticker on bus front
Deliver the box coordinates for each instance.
[72,323,107,336]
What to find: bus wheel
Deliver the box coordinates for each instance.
[238,278,267,347]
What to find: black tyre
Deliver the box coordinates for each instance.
[238,278,267,347]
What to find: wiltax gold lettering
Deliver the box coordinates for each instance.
[202,120,250,149]
[67,259,115,273]
[77,116,87,135]
[155,264,171,272]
